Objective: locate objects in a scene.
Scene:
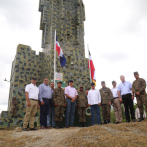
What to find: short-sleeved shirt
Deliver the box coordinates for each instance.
[111,87,118,98]
[117,81,132,96]
[25,83,39,100]
[65,86,78,98]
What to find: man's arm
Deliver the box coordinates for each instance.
[139,79,146,93]
[118,91,122,102]
[98,90,101,106]
[25,92,31,107]
[65,94,73,100]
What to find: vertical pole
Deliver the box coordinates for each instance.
[87,44,92,84]
[54,30,57,85]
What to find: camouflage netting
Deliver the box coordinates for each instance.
[0,0,91,128]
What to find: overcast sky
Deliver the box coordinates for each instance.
[0,0,147,113]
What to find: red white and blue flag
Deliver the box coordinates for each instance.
[56,36,66,66]
[88,51,96,85]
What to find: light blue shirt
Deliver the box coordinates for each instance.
[39,83,52,101]
[117,81,132,96]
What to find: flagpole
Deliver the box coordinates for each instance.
[54,30,57,85]
[87,44,92,84]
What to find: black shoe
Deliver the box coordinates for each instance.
[59,122,63,128]
[23,128,28,131]
[70,125,76,127]
[132,119,136,122]
[104,120,107,124]
[66,125,69,128]
[55,121,59,129]
[79,122,83,127]
[138,113,143,122]
[126,120,130,123]
[53,126,56,128]
[107,120,111,124]
[30,128,38,131]
[83,123,86,127]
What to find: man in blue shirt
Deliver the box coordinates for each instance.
[39,78,52,129]
[117,75,135,123]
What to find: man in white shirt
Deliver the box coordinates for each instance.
[65,80,78,128]
[117,75,135,123]
[135,105,146,120]
[88,82,101,125]
[23,77,40,131]
[111,81,122,124]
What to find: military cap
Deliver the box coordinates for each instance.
[101,81,105,84]
[69,80,73,83]
[80,85,83,88]
[57,81,62,84]
[112,80,116,83]
[91,82,95,86]
[32,77,37,80]
[134,72,138,75]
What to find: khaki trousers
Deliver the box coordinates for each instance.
[113,98,122,123]
[23,100,37,129]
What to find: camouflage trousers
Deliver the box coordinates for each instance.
[12,108,17,117]
[136,94,147,114]
[101,104,110,120]
[78,107,86,122]
[55,106,64,122]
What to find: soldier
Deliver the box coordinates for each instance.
[53,81,66,129]
[100,81,113,124]
[132,72,147,122]
[11,97,18,118]
[76,86,88,127]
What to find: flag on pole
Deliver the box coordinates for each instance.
[56,36,66,66]
[88,51,96,85]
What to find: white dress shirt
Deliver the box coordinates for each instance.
[65,86,78,98]
[88,89,101,105]
[111,86,118,98]
[25,83,39,100]
[135,108,146,119]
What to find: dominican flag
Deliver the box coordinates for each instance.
[88,51,96,85]
[56,36,66,66]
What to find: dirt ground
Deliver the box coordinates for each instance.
[1,120,147,147]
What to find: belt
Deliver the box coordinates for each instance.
[30,98,38,101]
[113,97,119,99]
[122,93,131,96]
[42,98,51,100]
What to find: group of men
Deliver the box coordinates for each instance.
[21,71,147,131]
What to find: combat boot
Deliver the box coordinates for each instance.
[104,120,107,124]
[59,122,63,128]
[80,122,83,127]
[138,113,143,122]
[55,121,59,129]
[83,122,87,127]
[107,120,111,124]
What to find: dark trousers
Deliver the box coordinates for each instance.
[66,98,76,126]
[91,105,101,125]
[40,99,50,127]
[122,93,135,121]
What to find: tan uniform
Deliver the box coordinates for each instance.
[100,87,113,120]
[53,88,66,122]
[76,91,88,122]
[132,78,147,113]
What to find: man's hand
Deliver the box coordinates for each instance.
[132,96,134,100]
[71,98,75,103]
[109,102,111,105]
[119,98,123,103]
[64,104,66,107]
[98,103,101,106]
[41,101,45,105]
[54,103,57,107]
[27,101,31,107]
[37,104,40,109]
[136,92,140,96]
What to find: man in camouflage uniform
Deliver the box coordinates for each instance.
[11,97,18,118]
[53,81,66,129]
[132,71,147,122]
[76,86,88,127]
[100,81,113,124]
